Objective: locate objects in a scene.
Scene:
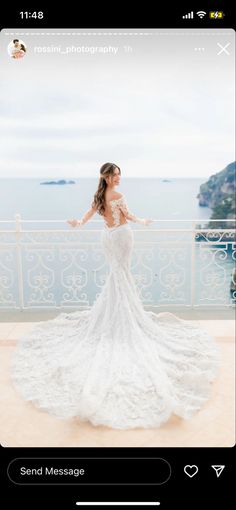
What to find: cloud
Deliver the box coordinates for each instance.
[0,29,234,178]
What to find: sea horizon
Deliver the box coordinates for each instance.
[0,176,210,179]
[0,177,213,223]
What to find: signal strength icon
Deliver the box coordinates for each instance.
[196,11,207,18]
[182,11,194,19]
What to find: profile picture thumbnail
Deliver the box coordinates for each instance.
[8,39,27,59]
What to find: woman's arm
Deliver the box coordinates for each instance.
[67,204,97,228]
[117,195,153,226]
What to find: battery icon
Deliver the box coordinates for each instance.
[209,11,224,19]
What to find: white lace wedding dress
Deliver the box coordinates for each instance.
[11,195,220,429]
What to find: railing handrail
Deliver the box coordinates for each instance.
[0,218,235,224]
[1,229,235,235]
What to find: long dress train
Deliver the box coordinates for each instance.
[11,222,220,429]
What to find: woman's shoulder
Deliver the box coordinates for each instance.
[107,192,124,201]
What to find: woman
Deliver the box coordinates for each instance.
[12,162,219,429]
[12,43,26,59]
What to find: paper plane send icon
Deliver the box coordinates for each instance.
[211,465,225,477]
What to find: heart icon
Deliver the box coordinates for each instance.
[184,465,199,478]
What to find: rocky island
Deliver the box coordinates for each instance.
[40,180,76,185]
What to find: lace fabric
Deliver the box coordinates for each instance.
[106,195,145,228]
[109,197,124,227]
[11,223,220,429]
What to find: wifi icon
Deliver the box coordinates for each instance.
[196,11,206,18]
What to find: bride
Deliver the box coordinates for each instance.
[12,162,220,429]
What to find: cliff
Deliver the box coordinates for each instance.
[197,161,236,228]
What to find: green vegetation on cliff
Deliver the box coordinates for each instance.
[197,162,236,228]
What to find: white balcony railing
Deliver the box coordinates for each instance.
[0,214,235,310]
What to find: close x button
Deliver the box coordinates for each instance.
[7,458,171,485]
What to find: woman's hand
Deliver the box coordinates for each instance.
[67,219,81,228]
[141,218,155,226]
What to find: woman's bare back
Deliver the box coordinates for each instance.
[103,190,128,228]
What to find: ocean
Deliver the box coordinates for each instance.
[0,177,212,223]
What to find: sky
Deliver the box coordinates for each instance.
[0,28,235,178]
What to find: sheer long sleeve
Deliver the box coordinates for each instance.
[117,196,146,225]
[79,205,96,225]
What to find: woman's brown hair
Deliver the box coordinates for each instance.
[91,162,121,215]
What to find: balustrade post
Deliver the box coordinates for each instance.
[15,213,24,310]
[191,220,196,307]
